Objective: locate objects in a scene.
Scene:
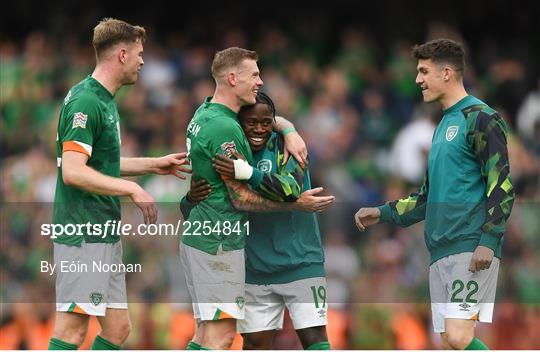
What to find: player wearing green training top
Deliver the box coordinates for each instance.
[180,48,334,350]
[50,18,190,351]
[182,92,331,350]
[355,39,515,350]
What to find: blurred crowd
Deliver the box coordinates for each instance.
[1,13,540,350]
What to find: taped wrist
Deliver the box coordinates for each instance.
[233,159,253,180]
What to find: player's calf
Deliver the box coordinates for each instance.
[296,325,330,350]
[242,330,275,350]
[50,312,90,348]
[96,308,132,346]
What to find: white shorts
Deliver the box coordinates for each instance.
[180,241,245,321]
[237,277,328,333]
[54,242,128,316]
[430,252,500,333]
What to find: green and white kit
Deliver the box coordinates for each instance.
[53,76,126,315]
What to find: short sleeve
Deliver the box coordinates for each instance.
[61,97,102,157]
[208,120,250,162]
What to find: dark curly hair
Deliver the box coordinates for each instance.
[412,39,465,76]
[239,91,276,120]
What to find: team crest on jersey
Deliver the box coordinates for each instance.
[90,292,103,306]
[73,112,88,129]
[235,296,245,309]
[220,141,237,158]
[257,159,272,172]
[446,125,459,141]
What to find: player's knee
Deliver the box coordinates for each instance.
[202,320,236,349]
[242,333,273,350]
[440,333,452,350]
[52,323,87,347]
[208,330,235,350]
[222,330,236,349]
[101,319,132,345]
[114,319,132,344]
[445,330,474,350]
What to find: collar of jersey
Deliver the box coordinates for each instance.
[87,75,114,100]
[204,96,238,120]
[443,95,475,114]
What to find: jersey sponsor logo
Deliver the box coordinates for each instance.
[73,112,88,129]
[220,141,237,158]
[446,125,459,141]
[90,292,103,306]
[257,159,272,172]
[235,296,245,309]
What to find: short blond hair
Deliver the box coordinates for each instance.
[211,47,258,79]
[92,18,146,59]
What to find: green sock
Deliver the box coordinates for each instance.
[48,337,78,350]
[91,335,120,350]
[186,341,201,350]
[306,341,331,350]
[465,337,489,350]
[199,346,211,350]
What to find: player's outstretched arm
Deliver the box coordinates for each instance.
[376,171,430,228]
[354,207,381,232]
[224,180,334,213]
[274,116,307,168]
[120,152,191,179]
[63,151,157,224]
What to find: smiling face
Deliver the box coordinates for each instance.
[239,103,274,152]
[415,58,447,103]
[234,59,263,106]
[121,38,144,85]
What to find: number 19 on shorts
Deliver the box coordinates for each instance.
[311,285,327,308]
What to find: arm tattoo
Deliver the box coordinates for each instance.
[225,180,295,212]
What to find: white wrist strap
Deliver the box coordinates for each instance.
[233,159,254,180]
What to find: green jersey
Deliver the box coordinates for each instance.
[245,132,325,284]
[378,96,515,264]
[53,76,122,246]
[181,132,325,284]
[181,97,256,254]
